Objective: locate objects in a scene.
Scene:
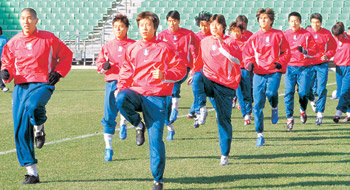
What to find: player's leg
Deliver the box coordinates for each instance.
[335,66,343,99]
[314,62,329,125]
[284,66,297,130]
[266,72,282,125]
[253,74,267,147]
[192,72,210,127]
[240,69,253,125]
[334,66,350,122]
[297,66,312,124]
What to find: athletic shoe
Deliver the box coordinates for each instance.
[34,125,45,149]
[244,115,251,126]
[193,120,200,128]
[310,101,317,113]
[219,156,228,166]
[256,136,265,147]
[271,108,279,124]
[342,117,350,122]
[136,122,145,146]
[187,113,196,119]
[153,181,163,190]
[104,148,114,162]
[237,104,241,111]
[287,118,294,132]
[232,97,237,108]
[119,125,127,140]
[333,116,340,123]
[166,130,175,141]
[300,111,307,124]
[169,108,178,124]
[2,87,9,92]
[22,175,40,184]
[315,117,323,126]
[197,106,208,125]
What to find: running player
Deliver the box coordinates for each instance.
[243,8,291,146]
[95,14,135,161]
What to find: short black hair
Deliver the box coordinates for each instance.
[288,12,301,22]
[229,21,243,32]
[236,15,248,24]
[310,13,322,23]
[256,8,275,26]
[332,22,345,36]
[21,8,37,19]
[195,11,212,27]
[348,27,350,30]
[112,14,130,28]
[210,14,226,33]
[136,11,159,30]
[0,26,2,35]
[166,10,180,21]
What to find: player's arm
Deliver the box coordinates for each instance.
[162,46,187,82]
[95,46,110,74]
[276,34,291,69]
[324,34,337,60]
[0,43,15,83]
[242,37,257,71]
[53,36,73,78]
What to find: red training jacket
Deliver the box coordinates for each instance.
[333,34,350,66]
[95,37,135,82]
[195,31,211,41]
[1,29,72,84]
[241,30,253,42]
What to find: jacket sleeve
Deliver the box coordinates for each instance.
[325,34,337,58]
[0,43,15,83]
[190,32,200,63]
[190,44,204,76]
[305,34,318,56]
[218,40,241,65]
[117,50,134,91]
[95,46,107,73]
[53,36,73,77]
[243,37,256,70]
[163,47,187,82]
[276,34,291,67]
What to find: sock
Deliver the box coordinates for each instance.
[172,97,179,110]
[244,115,250,120]
[26,164,38,177]
[287,117,294,120]
[135,122,144,130]
[300,109,305,113]
[167,124,174,131]
[34,124,43,132]
[317,112,323,118]
[104,133,113,149]
[257,133,263,138]
[272,107,278,110]
[336,110,343,117]
[347,112,350,117]
[120,115,127,126]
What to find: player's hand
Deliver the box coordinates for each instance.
[297,46,308,55]
[321,55,329,61]
[48,71,62,86]
[103,61,111,70]
[0,69,10,80]
[151,66,164,80]
[273,62,282,70]
[247,63,254,72]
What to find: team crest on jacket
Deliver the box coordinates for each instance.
[144,48,149,56]
[314,34,318,39]
[212,44,217,50]
[293,35,297,40]
[266,36,270,43]
[26,43,32,50]
[118,46,123,52]
[173,35,177,40]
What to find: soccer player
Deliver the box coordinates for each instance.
[229,21,253,125]
[115,11,186,190]
[306,13,336,125]
[0,8,72,184]
[331,22,350,123]
[236,15,253,43]
[283,12,318,131]
[157,10,199,141]
[189,14,241,165]
[0,26,9,92]
[95,14,135,162]
[243,8,291,146]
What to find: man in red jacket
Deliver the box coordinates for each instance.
[283,12,318,131]
[157,10,199,141]
[243,8,291,147]
[115,11,186,190]
[0,8,72,184]
[95,14,135,162]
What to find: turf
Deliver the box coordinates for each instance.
[0,69,349,189]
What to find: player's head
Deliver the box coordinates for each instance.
[20,8,38,36]
[209,14,226,37]
[236,15,248,31]
[112,14,129,40]
[310,13,322,32]
[288,12,301,31]
[0,26,2,35]
[166,10,180,32]
[195,11,212,35]
[332,22,345,38]
[256,8,274,30]
[136,11,159,41]
[347,27,350,34]
[229,21,243,40]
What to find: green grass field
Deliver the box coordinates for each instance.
[0,69,349,189]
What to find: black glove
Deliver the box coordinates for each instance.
[297,46,308,55]
[103,61,111,70]
[0,69,10,80]
[247,63,254,72]
[49,71,62,86]
[274,62,282,70]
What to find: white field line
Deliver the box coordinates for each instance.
[0,83,337,155]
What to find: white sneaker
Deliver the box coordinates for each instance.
[2,87,9,92]
[310,101,317,113]
[219,155,228,166]
[197,106,208,125]
[244,115,251,125]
